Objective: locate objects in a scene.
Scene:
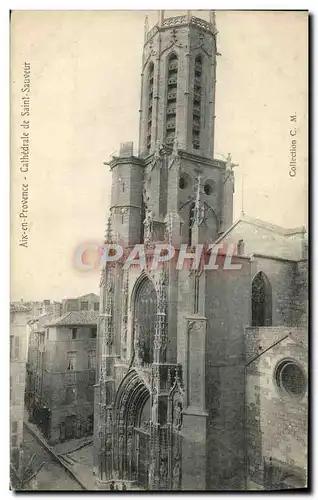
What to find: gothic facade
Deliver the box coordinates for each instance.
[94,11,308,491]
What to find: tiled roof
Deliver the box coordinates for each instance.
[78,293,99,301]
[47,310,98,327]
[10,303,32,312]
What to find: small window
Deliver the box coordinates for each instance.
[67,352,76,371]
[90,327,97,339]
[94,302,99,311]
[81,301,88,311]
[88,350,96,369]
[11,421,18,434]
[47,329,49,340]
[10,336,13,361]
[72,328,78,339]
[11,435,18,448]
[204,183,213,195]
[65,386,76,404]
[275,360,307,397]
[66,299,79,312]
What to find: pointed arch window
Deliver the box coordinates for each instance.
[134,278,157,364]
[252,272,272,326]
[193,55,203,150]
[165,53,178,146]
[147,62,154,152]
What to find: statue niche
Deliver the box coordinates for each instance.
[134,278,157,365]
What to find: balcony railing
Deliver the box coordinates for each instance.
[162,15,187,28]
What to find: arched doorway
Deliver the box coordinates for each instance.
[134,278,157,364]
[133,397,151,488]
[252,272,272,326]
[114,371,151,488]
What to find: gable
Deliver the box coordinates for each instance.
[215,219,304,261]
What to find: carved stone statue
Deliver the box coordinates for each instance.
[151,140,163,170]
[168,137,180,170]
[142,186,150,207]
[225,152,238,171]
[172,462,181,489]
[173,401,183,430]
[143,208,154,242]
[160,459,168,487]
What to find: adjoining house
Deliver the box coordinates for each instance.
[26,294,99,444]
[10,302,32,485]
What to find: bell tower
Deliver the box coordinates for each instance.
[139,10,218,159]
[96,11,238,490]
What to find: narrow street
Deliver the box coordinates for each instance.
[21,426,83,491]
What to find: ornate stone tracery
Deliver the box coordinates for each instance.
[154,269,168,363]
[121,271,129,359]
[133,277,157,366]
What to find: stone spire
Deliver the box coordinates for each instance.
[144,15,149,42]
[209,10,216,31]
[104,214,113,244]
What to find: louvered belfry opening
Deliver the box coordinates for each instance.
[147,62,154,152]
[193,55,202,150]
[165,53,178,146]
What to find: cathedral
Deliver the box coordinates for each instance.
[93,11,308,491]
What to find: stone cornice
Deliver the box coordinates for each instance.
[105,149,225,171]
[104,156,144,170]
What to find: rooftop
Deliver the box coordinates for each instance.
[10,303,32,313]
[47,310,99,327]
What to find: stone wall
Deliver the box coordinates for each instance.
[204,256,251,490]
[39,325,96,444]
[245,326,308,489]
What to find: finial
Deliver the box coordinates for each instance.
[144,15,149,42]
[104,214,112,244]
[158,10,165,27]
[209,10,216,30]
[226,153,238,171]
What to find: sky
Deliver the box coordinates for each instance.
[10,10,308,302]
